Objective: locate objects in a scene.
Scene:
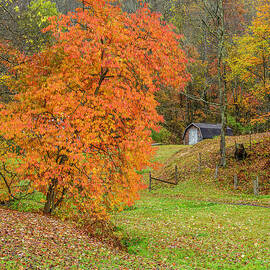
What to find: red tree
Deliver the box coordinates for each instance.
[0,0,190,218]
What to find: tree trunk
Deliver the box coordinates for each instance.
[217,0,226,167]
[44,179,57,214]
[220,102,226,167]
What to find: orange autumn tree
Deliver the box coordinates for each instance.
[0,0,189,217]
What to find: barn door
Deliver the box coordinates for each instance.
[189,128,198,145]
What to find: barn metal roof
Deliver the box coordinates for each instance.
[183,123,233,139]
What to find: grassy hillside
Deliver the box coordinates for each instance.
[112,133,270,269]
[154,132,270,199]
[1,133,269,269]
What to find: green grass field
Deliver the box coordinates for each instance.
[1,144,269,269]
[113,188,269,269]
[112,144,270,269]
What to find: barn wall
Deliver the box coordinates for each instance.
[183,126,201,145]
[197,129,203,142]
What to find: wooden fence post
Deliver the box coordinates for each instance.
[234,175,238,190]
[198,153,202,173]
[149,172,152,192]
[214,164,219,179]
[249,131,252,152]
[253,176,259,196]
[175,165,178,184]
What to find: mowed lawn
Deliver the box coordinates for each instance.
[112,145,270,269]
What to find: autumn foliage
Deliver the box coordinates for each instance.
[0,0,189,218]
[227,1,270,124]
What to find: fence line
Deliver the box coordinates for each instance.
[150,149,262,196]
[149,165,178,192]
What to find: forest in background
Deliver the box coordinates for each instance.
[1,0,269,144]
[120,0,270,144]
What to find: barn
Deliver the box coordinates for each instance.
[183,123,233,145]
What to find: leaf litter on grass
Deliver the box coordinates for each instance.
[0,208,174,269]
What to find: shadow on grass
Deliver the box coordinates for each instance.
[121,236,149,255]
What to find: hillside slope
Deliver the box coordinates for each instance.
[112,136,270,269]
[0,208,170,269]
[153,132,270,203]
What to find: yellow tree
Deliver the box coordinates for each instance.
[227,1,270,123]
